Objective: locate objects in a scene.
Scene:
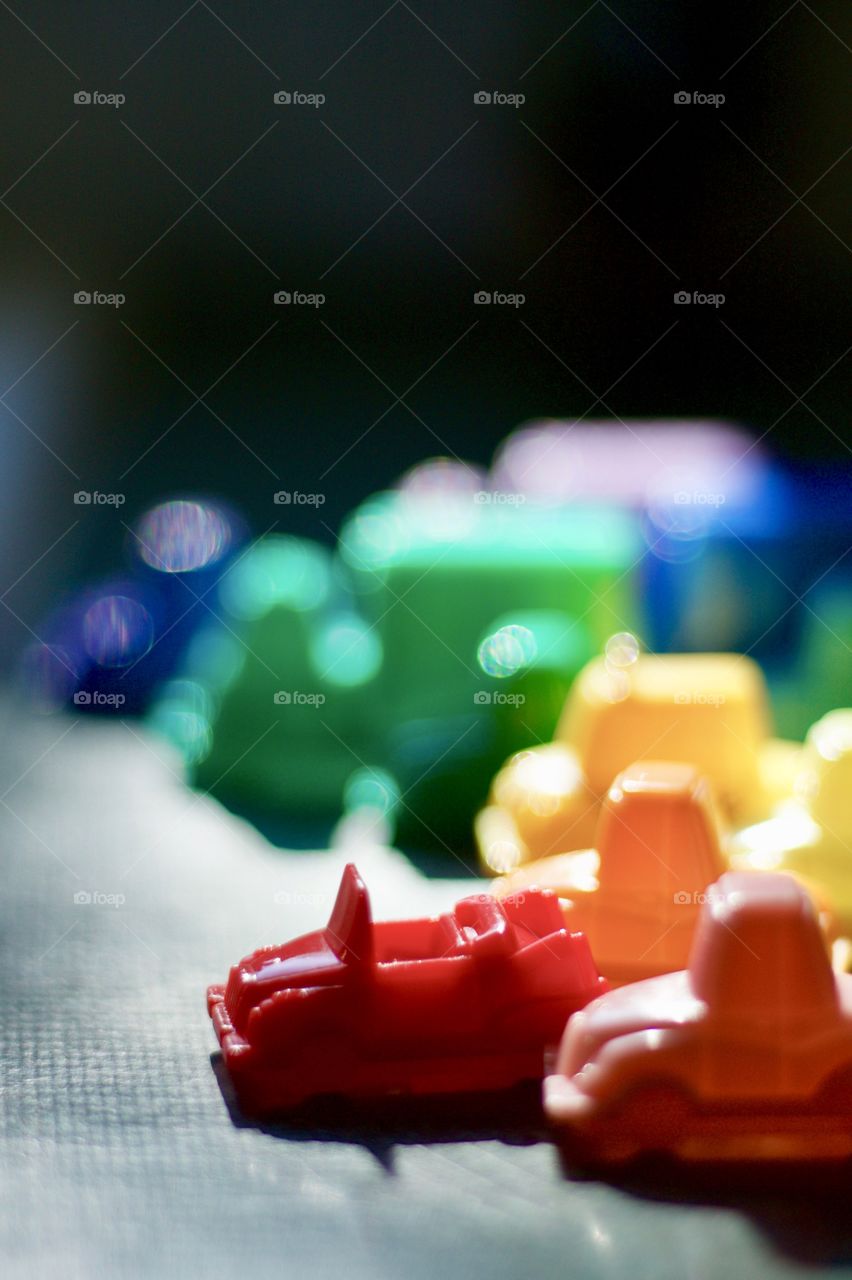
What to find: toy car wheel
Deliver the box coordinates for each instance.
[558,1080,693,1164]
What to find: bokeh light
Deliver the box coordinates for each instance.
[219,538,330,620]
[82,595,154,668]
[397,458,483,542]
[642,470,714,564]
[148,679,216,765]
[183,626,246,690]
[477,624,537,678]
[509,746,584,807]
[310,615,383,687]
[339,500,408,572]
[809,709,852,763]
[605,632,640,668]
[134,500,232,573]
[601,666,631,703]
[398,456,485,499]
[343,766,400,819]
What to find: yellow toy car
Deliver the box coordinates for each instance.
[476,652,799,874]
[731,709,852,930]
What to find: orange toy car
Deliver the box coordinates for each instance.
[545,871,852,1163]
[493,761,728,985]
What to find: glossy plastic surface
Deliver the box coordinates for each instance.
[544,871,852,1162]
[731,709,852,929]
[494,761,728,984]
[477,652,794,873]
[209,864,608,1113]
[341,491,641,847]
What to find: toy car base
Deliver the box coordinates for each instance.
[494,761,728,985]
[208,864,608,1114]
[544,871,852,1163]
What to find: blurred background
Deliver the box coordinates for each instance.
[1,0,850,660]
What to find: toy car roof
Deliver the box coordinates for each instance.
[595,761,725,895]
[690,872,837,1018]
[568,652,767,708]
[556,653,772,807]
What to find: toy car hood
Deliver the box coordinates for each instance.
[219,866,372,1028]
[561,970,702,1066]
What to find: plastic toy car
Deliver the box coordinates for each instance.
[491,418,850,666]
[545,871,852,1162]
[24,498,246,716]
[208,863,608,1114]
[164,489,638,847]
[731,709,852,930]
[176,535,384,814]
[493,761,728,985]
[476,652,799,873]
[338,483,641,847]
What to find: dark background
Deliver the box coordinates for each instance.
[1,1,850,657]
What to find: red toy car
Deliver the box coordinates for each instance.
[545,871,852,1163]
[208,863,608,1113]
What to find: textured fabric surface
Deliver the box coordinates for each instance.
[2,704,852,1280]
